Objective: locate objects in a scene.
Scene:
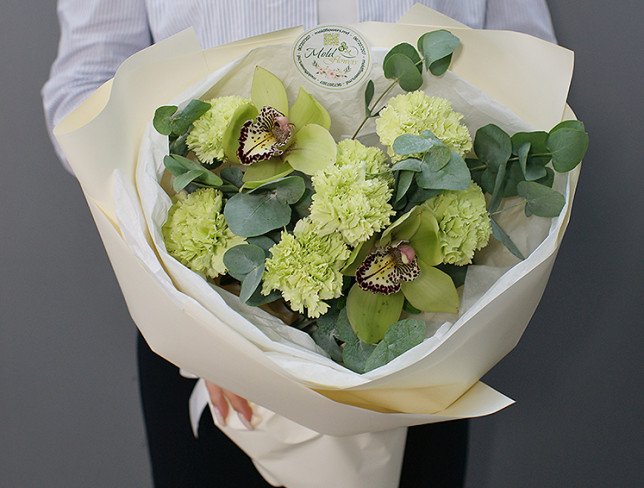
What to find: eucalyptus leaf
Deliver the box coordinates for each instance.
[363,319,426,372]
[364,80,375,116]
[395,170,415,203]
[511,131,549,157]
[417,30,460,76]
[547,127,589,172]
[488,160,508,213]
[171,99,211,135]
[163,155,187,176]
[392,134,434,155]
[245,288,281,307]
[335,307,358,344]
[391,158,423,172]
[342,340,377,374]
[164,154,223,188]
[536,167,555,188]
[153,105,178,135]
[169,133,189,157]
[220,166,244,188]
[246,236,276,257]
[224,192,291,237]
[383,53,423,92]
[417,151,470,190]
[383,42,422,74]
[423,144,451,171]
[239,264,265,303]
[292,187,313,219]
[249,175,306,204]
[172,170,203,192]
[517,181,565,217]
[490,218,525,260]
[474,124,512,171]
[223,244,266,281]
[311,321,343,363]
[551,120,585,132]
[407,185,441,204]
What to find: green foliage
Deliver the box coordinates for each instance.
[223,244,267,304]
[417,30,460,76]
[391,158,423,172]
[517,181,565,217]
[249,176,306,204]
[220,166,244,188]
[547,125,589,172]
[364,80,375,117]
[163,154,223,192]
[395,170,415,203]
[417,150,470,191]
[490,218,525,260]
[392,134,435,155]
[383,53,424,92]
[223,244,265,281]
[363,319,426,372]
[153,99,211,137]
[223,192,291,237]
[474,124,512,172]
[224,176,305,237]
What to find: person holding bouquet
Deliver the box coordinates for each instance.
[43,1,556,486]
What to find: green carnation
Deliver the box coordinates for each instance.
[376,91,472,157]
[262,218,351,318]
[186,96,252,164]
[162,188,245,278]
[335,139,390,176]
[423,182,491,266]
[309,140,394,247]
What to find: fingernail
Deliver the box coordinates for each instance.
[212,406,226,427]
[237,412,254,431]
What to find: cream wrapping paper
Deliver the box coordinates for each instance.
[54,5,579,487]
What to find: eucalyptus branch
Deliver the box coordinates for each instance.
[351,79,398,139]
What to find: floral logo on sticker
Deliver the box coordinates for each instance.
[293,26,371,91]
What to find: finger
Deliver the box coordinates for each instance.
[205,382,229,426]
[223,391,254,429]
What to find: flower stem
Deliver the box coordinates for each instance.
[351,79,398,140]
[489,201,524,216]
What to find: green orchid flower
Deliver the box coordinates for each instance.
[221,66,337,186]
[345,206,459,344]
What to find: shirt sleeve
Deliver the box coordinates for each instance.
[484,0,557,43]
[42,0,151,169]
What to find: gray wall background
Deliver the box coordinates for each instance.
[1,1,642,487]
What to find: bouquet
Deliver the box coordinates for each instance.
[149,30,586,375]
[53,7,585,487]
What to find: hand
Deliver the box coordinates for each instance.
[205,381,254,430]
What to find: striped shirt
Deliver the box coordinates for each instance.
[43,0,556,167]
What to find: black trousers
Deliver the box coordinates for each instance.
[137,333,469,487]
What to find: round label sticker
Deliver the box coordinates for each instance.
[292,25,371,91]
